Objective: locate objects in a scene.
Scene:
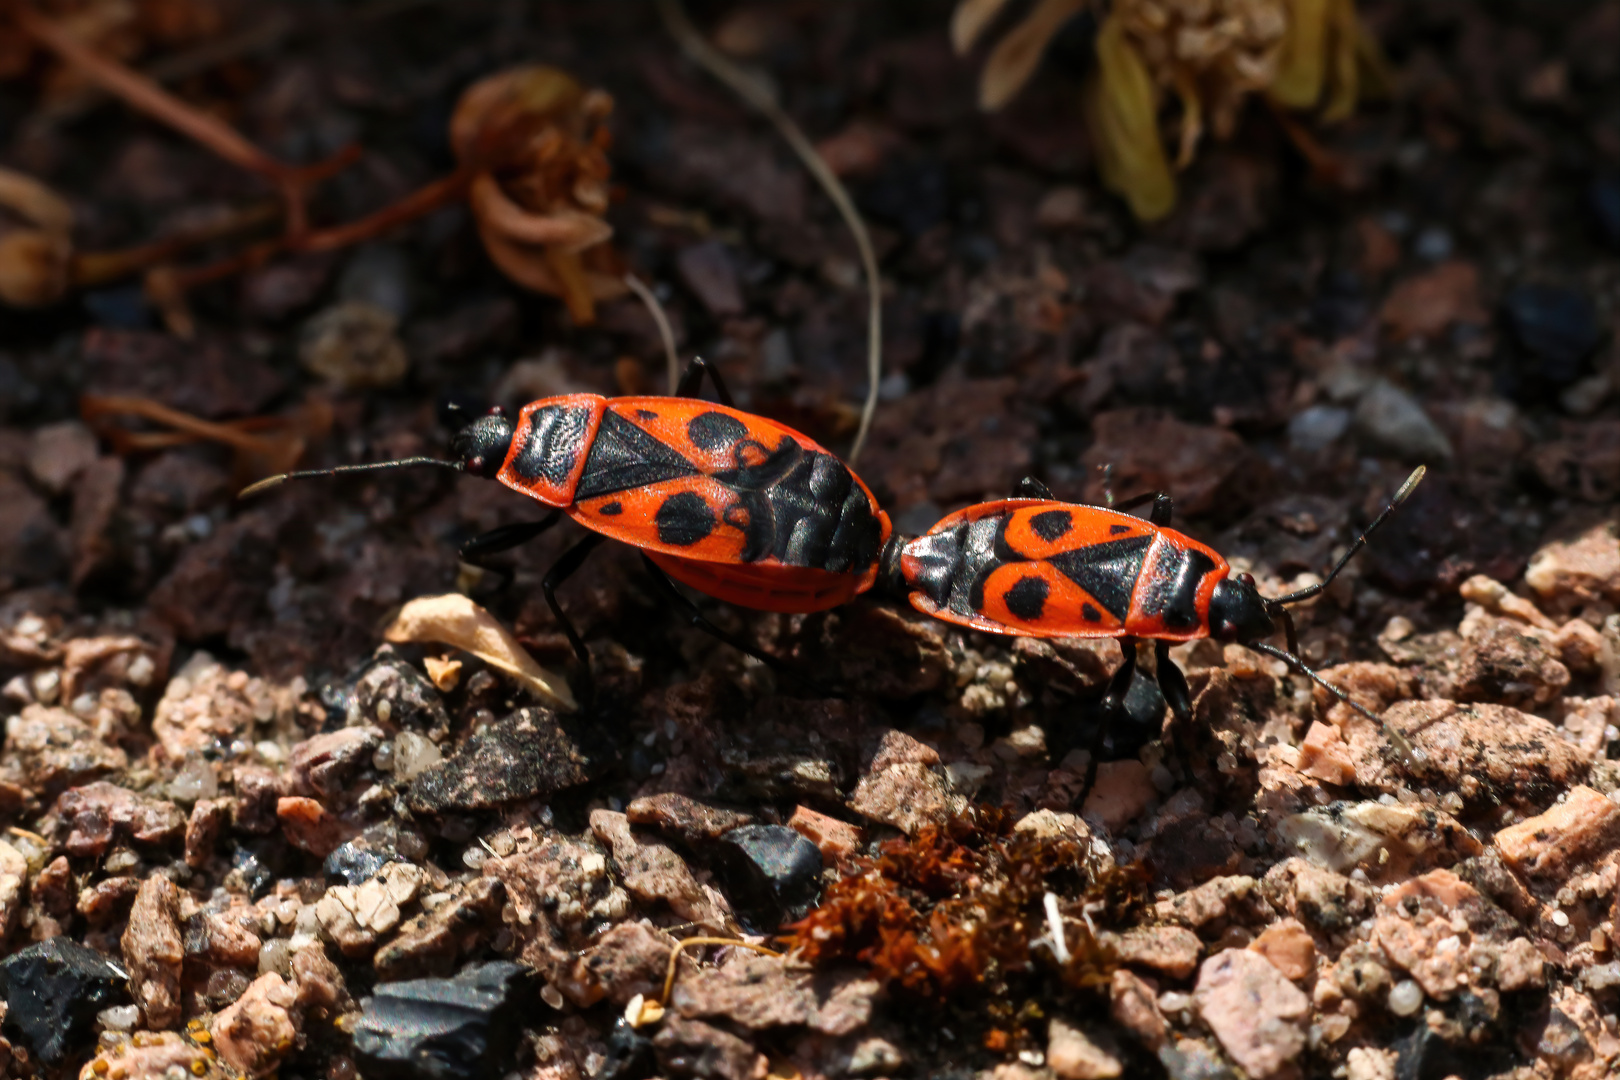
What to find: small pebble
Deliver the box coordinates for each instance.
[1288,405,1351,452]
[1387,980,1423,1017]
[96,1005,139,1031]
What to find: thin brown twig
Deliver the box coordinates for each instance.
[157,168,476,297]
[661,936,783,1005]
[11,3,360,237]
[657,0,884,464]
[71,202,281,288]
[624,273,681,394]
[80,394,293,457]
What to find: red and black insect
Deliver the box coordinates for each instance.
[243,358,892,703]
[878,468,1427,774]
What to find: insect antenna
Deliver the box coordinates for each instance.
[1269,465,1426,607]
[1248,639,1427,769]
[238,458,462,499]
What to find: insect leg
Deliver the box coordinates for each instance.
[639,554,817,692]
[1013,476,1056,499]
[675,356,737,408]
[542,533,609,709]
[1079,636,1139,809]
[1155,639,1194,783]
[458,510,564,593]
[1110,490,1174,526]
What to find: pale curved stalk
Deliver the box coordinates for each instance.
[624,273,681,395]
[657,0,884,463]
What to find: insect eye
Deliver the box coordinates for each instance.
[487,405,507,417]
[467,456,485,472]
[1238,572,1256,587]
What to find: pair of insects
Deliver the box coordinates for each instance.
[245,358,1423,761]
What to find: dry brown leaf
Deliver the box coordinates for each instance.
[978,0,1087,111]
[0,166,75,308]
[422,656,463,693]
[383,594,577,712]
[951,0,1018,54]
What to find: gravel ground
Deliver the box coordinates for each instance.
[3,3,1620,1079]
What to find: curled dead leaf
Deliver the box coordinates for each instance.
[451,65,625,324]
[382,594,577,712]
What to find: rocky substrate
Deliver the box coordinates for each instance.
[0,522,1617,1080]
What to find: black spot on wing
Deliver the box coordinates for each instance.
[1004,575,1049,621]
[687,411,750,452]
[1029,510,1073,542]
[576,411,699,499]
[654,492,716,547]
[598,501,622,516]
[1044,534,1152,621]
[1082,602,1102,623]
[510,405,591,485]
[635,409,658,421]
[1109,524,1132,536]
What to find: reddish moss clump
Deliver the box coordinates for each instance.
[780,810,1144,1001]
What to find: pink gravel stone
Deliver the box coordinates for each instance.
[211,972,298,1077]
[1082,760,1154,832]
[1248,919,1317,982]
[1194,948,1309,1079]
[1494,785,1620,884]
[1296,722,1356,786]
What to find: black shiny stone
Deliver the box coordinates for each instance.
[351,961,532,1080]
[325,841,391,886]
[708,824,822,932]
[0,938,129,1067]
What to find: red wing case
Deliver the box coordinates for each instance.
[563,398,891,591]
[900,500,1227,640]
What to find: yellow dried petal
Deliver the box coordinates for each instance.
[382,593,577,711]
[978,0,1088,111]
[1084,15,1177,221]
[1270,0,1329,109]
[1319,0,1359,123]
[1354,16,1394,101]
[951,0,1017,54]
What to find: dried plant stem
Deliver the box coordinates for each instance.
[300,169,474,252]
[71,202,280,288]
[624,274,680,394]
[657,0,883,463]
[158,169,474,294]
[11,3,359,236]
[79,394,294,458]
[661,936,783,1005]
